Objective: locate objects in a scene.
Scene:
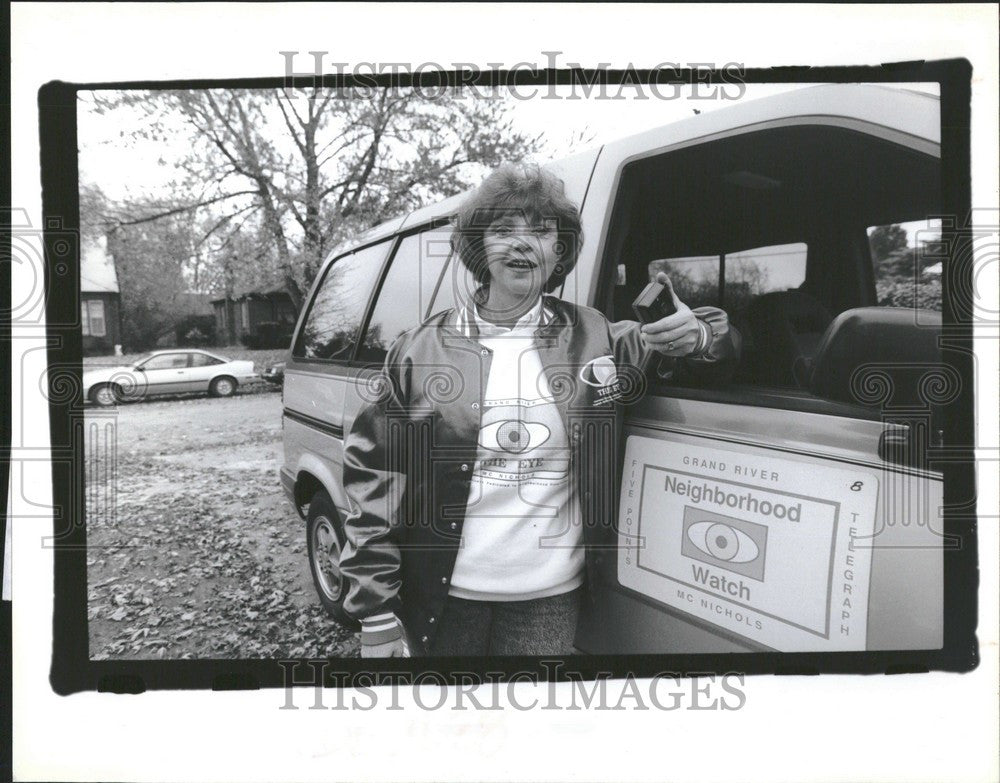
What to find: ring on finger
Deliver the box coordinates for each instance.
[667,341,674,351]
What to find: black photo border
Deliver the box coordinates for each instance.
[41,59,978,694]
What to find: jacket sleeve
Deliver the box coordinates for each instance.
[338,336,411,623]
[608,306,742,385]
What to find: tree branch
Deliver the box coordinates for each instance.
[113,190,260,226]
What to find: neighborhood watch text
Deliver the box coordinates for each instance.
[664,476,802,521]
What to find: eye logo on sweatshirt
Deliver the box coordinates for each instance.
[479,419,551,453]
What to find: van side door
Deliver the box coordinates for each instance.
[570,95,947,654]
[284,240,394,511]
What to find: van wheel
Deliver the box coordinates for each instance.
[90,383,120,407]
[306,491,360,629]
[209,376,237,397]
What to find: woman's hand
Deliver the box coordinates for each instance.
[360,636,409,658]
[359,613,410,658]
[640,272,706,358]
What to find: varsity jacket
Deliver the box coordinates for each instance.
[338,295,740,654]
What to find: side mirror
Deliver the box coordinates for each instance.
[133,366,145,372]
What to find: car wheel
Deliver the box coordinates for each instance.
[209,376,237,398]
[306,491,359,629]
[90,383,120,407]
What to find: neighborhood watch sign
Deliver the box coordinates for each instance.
[617,436,877,652]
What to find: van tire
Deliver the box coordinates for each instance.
[306,491,360,630]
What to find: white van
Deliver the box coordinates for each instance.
[281,84,946,653]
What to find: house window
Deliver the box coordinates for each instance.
[82,299,106,337]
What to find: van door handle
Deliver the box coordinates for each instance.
[878,428,910,465]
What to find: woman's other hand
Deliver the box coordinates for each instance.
[640,272,709,358]
[359,613,410,657]
[360,636,409,658]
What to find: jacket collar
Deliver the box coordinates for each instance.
[454,290,560,341]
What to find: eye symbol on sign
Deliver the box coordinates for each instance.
[479,420,551,454]
[687,521,760,563]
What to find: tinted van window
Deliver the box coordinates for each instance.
[356,227,453,363]
[294,241,390,360]
[724,243,807,314]
[648,243,807,316]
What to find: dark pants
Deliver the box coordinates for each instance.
[428,587,583,656]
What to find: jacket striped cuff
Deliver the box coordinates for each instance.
[361,612,402,646]
[692,318,712,357]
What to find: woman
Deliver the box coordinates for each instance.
[339,163,739,657]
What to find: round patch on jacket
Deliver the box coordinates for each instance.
[578,354,625,405]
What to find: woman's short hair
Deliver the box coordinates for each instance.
[451,163,584,294]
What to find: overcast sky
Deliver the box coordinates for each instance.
[77,81,939,208]
[76,82,815,203]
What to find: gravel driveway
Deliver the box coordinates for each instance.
[85,390,358,659]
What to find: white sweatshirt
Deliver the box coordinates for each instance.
[448,298,585,601]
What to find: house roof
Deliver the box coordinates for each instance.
[80,233,119,294]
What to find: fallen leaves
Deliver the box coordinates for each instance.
[86,394,356,660]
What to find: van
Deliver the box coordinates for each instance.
[280,84,946,653]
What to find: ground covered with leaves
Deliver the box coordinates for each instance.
[85,391,358,660]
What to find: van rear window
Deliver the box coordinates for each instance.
[294,241,390,361]
[356,227,453,363]
[867,219,942,311]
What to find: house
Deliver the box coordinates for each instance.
[155,292,216,348]
[80,233,121,356]
[211,287,298,347]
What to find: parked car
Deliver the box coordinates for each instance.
[280,85,947,653]
[262,361,286,385]
[83,349,258,406]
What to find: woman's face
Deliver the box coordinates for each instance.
[482,214,562,305]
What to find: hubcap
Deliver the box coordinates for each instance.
[312,516,343,601]
[216,379,234,395]
[96,387,115,405]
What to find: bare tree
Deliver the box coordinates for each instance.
[89,88,543,308]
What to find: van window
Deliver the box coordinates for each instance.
[294,241,390,361]
[725,243,808,315]
[356,227,453,363]
[432,242,481,315]
[649,255,719,309]
[648,243,807,317]
[601,123,940,397]
[867,219,942,311]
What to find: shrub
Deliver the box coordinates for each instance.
[175,314,217,346]
[876,279,942,311]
